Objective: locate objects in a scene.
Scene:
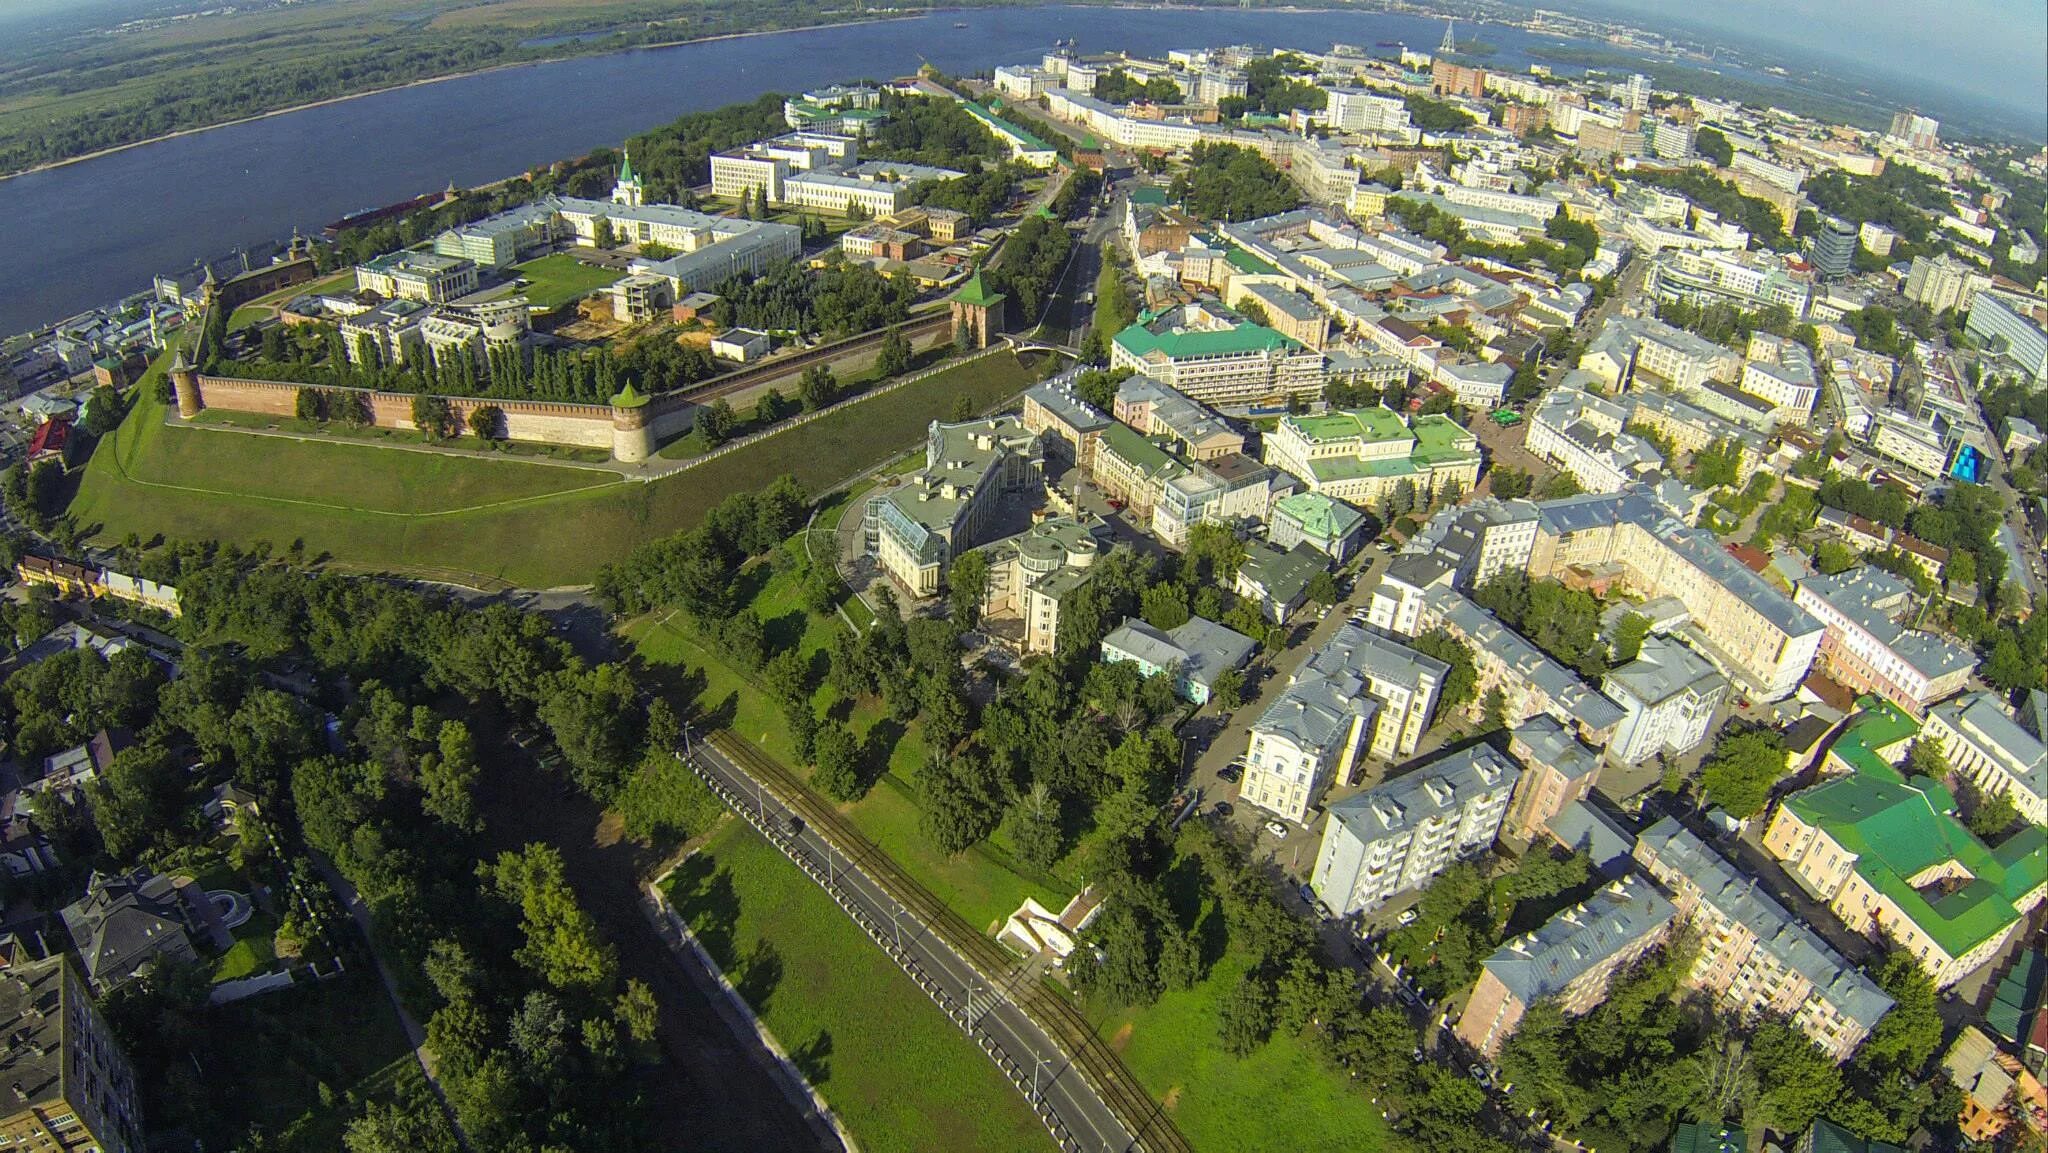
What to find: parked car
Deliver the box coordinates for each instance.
[1210,801,1233,818]
[1396,908,1419,927]
[1218,764,1243,784]
[1264,820,1289,839]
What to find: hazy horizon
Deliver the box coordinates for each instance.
[1528,0,2045,136]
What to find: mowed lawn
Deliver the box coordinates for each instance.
[70,350,1037,588]
[667,822,1053,1153]
[190,971,427,1150]
[513,253,625,309]
[1087,950,1397,1153]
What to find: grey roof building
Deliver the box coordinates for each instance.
[1298,624,1451,761]
[60,870,211,993]
[1456,875,1677,1057]
[1099,615,1257,705]
[1634,817,1893,1059]
[1544,800,1637,877]
[1423,587,1627,738]
[1793,567,1979,714]
[1235,541,1326,622]
[1923,690,2048,826]
[1602,635,1729,764]
[1310,745,1522,917]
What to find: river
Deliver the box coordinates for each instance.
[0,5,1678,336]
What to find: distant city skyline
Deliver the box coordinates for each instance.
[1559,0,2046,134]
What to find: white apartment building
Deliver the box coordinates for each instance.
[1241,624,1448,824]
[1740,333,1820,422]
[1366,553,1455,639]
[1577,315,1741,394]
[1922,692,2048,826]
[1904,255,1993,314]
[1731,151,1806,193]
[1310,746,1521,917]
[1307,625,1449,761]
[1524,385,1666,494]
[1241,678,1378,825]
[1602,635,1729,764]
[1322,88,1413,134]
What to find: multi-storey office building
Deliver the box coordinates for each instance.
[865,416,1044,598]
[1602,635,1729,764]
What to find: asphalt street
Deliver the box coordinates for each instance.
[676,729,1168,1153]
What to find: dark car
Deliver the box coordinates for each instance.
[1218,764,1244,784]
[784,813,805,836]
[1210,801,1234,818]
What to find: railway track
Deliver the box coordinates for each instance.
[709,731,1195,1153]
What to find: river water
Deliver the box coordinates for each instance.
[3,6,1622,335]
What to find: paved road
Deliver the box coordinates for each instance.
[1181,547,1394,875]
[678,727,1187,1153]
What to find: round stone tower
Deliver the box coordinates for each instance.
[168,347,202,420]
[610,382,654,463]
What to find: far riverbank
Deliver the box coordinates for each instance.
[0,14,923,184]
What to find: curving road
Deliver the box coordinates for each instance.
[677,725,1192,1153]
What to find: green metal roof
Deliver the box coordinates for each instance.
[1668,1123,1745,1153]
[1825,695,1920,782]
[1273,492,1365,541]
[611,381,648,409]
[1112,321,1300,360]
[962,101,1053,152]
[1224,246,1281,276]
[1787,720,2044,959]
[1098,422,1181,477]
[1806,1119,1906,1153]
[1287,406,1412,445]
[1129,186,1170,207]
[953,269,1005,307]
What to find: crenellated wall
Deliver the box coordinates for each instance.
[180,372,653,456]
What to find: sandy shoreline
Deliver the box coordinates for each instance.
[0,13,921,183]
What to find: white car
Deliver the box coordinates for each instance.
[1396,908,1419,927]
[1264,820,1289,839]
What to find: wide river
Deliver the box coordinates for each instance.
[4,6,1629,334]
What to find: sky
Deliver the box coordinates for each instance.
[1564,0,2048,133]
